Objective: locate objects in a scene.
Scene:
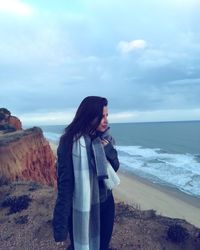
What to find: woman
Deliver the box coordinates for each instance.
[53,96,120,250]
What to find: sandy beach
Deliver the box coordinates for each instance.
[114,171,200,228]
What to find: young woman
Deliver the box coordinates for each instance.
[53,96,120,250]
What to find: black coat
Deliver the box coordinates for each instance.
[52,137,119,242]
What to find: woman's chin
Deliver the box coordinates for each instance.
[97,127,107,133]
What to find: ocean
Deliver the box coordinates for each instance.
[40,121,200,198]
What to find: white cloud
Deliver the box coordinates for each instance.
[109,111,137,123]
[123,109,200,123]
[110,108,200,123]
[21,110,76,126]
[165,0,199,8]
[168,78,200,86]
[0,0,34,16]
[21,108,200,126]
[117,39,147,54]
[137,48,172,68]
[0,24,75,64]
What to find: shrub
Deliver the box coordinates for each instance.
[0,176,10,186]
[1,195,32,214]
[167,224,189,243]
[15,215,28,224]
[28,183,41,191]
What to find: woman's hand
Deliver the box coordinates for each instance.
[101,138,109,146]
[56,241,65,247]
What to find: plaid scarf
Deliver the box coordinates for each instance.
[72,136,100,250]
[91,135,120,190]
[72,135,120,250]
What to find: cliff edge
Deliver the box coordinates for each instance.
[0,127,56,186]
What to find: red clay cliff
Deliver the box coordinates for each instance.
[0,127,56,186]
[8,115,22,130]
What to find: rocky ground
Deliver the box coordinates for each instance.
[0,181,200,250]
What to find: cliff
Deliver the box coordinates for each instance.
[0,127,56,186]
[9,115,22,130]
[0,182,200,250]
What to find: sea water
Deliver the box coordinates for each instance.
[39,121,200,198]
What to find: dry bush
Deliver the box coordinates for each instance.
[167,224,189,243]
[1,195,32,214]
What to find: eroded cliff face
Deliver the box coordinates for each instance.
[0,127,56,186]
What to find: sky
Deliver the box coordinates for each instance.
[0,0,200,125]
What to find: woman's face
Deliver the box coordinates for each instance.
[96,106,108,132]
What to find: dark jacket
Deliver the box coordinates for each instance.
[52,136,119,242]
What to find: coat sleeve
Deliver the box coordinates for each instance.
[104,142,120,172]
[52,140,74,242]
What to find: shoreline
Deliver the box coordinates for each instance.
[114,170,200,228]
[48,141,200,228]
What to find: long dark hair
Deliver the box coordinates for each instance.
[60,96,108,152]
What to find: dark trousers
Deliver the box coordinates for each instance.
[69,193,115,250]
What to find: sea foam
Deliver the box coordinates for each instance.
[117,145,200,197]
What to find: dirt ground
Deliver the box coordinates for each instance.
[0,181,200,250]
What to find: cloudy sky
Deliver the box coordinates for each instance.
[0,0,200,125]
